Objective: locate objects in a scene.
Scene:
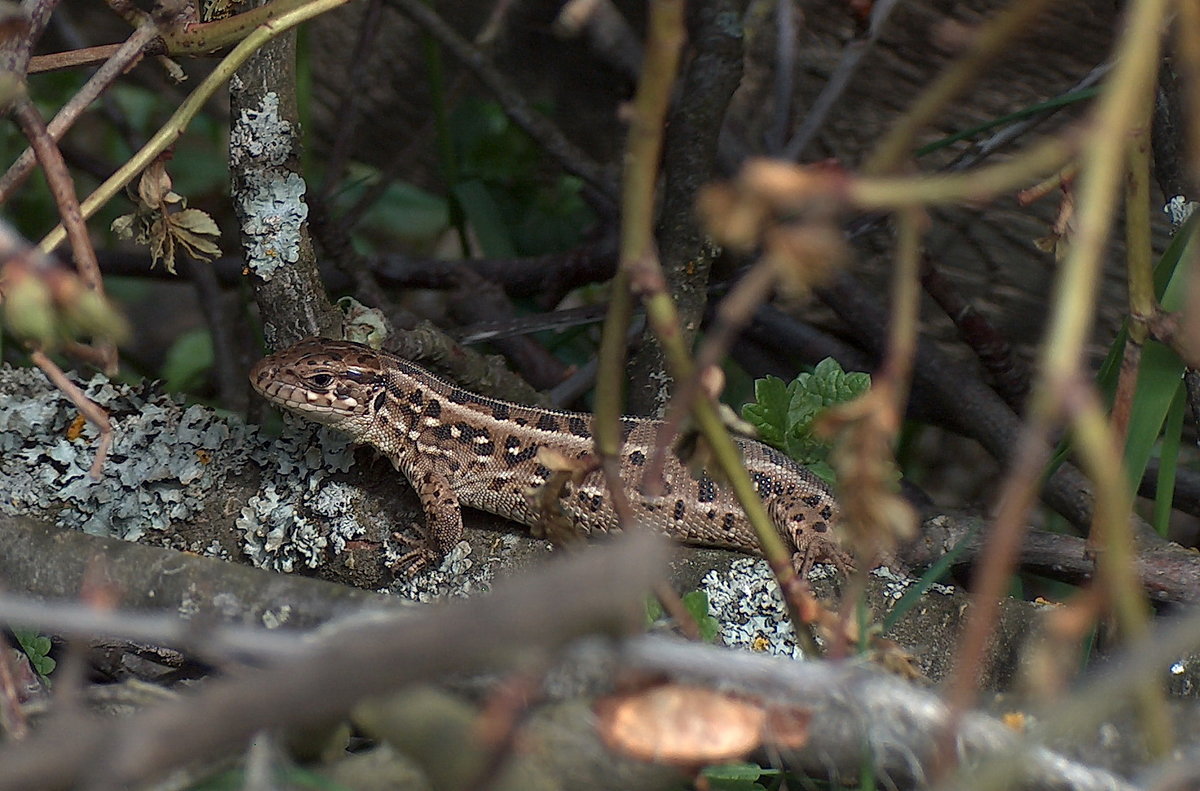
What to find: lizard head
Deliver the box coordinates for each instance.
[249,337,388,437]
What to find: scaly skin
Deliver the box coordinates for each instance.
[250,338,846,574]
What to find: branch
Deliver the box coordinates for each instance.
[0,532,668,791]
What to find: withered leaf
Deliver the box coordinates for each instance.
[595,683,767,766]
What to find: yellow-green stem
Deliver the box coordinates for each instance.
[864,0,1059,174]
[39,0,352,253]
[1069,391,1172,755]
[852,133,1077,210]
[940,0,1171,756]
[1036,0,1169,386]
[1125,90,1156,346]
[638,282,820,655]
[592,0,684,461]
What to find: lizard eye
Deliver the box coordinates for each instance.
[309,373,335,389]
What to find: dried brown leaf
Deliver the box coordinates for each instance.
[595,684,767,766]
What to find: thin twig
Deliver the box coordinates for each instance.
[0,638,30,740]
[0,24,159,204]
[783,0,903,160]
[385,0,618,202]
[938,0,1171,767]
[12,94,118,373]
[0,0,63,79]
[863,0,1059,174]
[643,260,776,496]
[919,254,1030,410]
[851,131,1081,209]
[38,0,355,253]
[316,0,384,201]
[592,0,684,529]
[1106,74,1157,524]
[1066,384,1171,756]
[12,98,102,291]
[27,350,112,478]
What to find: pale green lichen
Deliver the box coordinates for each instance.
[0,364,370,574]
[0,366,256,541]
[230,91,309,280]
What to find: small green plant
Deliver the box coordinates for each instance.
[11,628,55,685]
[645,590,720,643]
[700,762,778,791]
[740,358,872,483]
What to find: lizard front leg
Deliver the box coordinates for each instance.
[767,497,853,577]
[392,465,464,575]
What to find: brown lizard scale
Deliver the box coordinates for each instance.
[250,338,847,574]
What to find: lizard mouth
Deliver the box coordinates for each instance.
[251,375,363,421]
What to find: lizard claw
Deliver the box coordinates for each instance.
[390,529,444,577]
[791,535,854,579]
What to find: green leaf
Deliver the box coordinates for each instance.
[740,375,791,446]
[12,628,56,684]
[915,86,1099,157]
[337,167,450,247]
[882,520,981,631]
[741,360,871,484]
[795,357,871,407]
[681,590,720,643]
[452,179,516,258]
[1153,384,1186,536]
[1122,341,1184,492]
[701,762,768,791]
[161,328,214,393]
[644,596,664,625]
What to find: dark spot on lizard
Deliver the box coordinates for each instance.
[505,445,539,466]
[433,424,452,441]
[589,494,603,512]
[707,509,717,520]
[514,417,528,426]
[751,471,771,492]
[629,450,645,466]
[813,521,829,533]
[425,399,442,419]
[619,419,636,441]
[477,441,495,456]
[533,464,550,479]
[407,389,423,405]
[567,417,590,438]
[504,435,521,450]
[697,474,716,503]
[722,513,736,531]
[454,423,483,442]
[536,413,560,432]
[448,389,475,405]
[447,460,460,472]
[372,391,387,411]
[491,403,510,421]
[673,499,685,521]
[820,505,833,520]
[489,478,507,492]
[792,513,806,522]
[802,494,823,508]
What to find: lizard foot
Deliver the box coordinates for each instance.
[791,535,854,579]
[390,529,444,577]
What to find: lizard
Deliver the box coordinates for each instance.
[249,337,847,575]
